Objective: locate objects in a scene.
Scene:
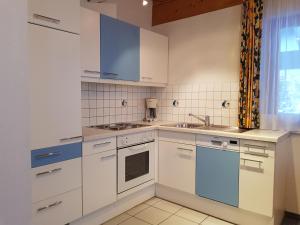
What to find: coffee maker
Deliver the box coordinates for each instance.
[144,98,158,122]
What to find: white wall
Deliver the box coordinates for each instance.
[286,134,300,214]
[0,1,31,225]
[154,5,242,85]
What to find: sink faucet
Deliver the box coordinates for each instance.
[189,113,210,127]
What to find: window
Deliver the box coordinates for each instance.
[260,0,300,130]
[279,26,300,114]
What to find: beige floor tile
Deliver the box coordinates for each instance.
[119,217,150,225]
[160,215,198,225]
[126,203,150,216]
[144,197,162,206]
[153,199,182,213]
[102,213,131,225]
[176,207,208,223]
[201,216,233,225]
[135,206,171,225]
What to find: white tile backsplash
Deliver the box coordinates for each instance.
[81,81,239,127]
[81,83,150,126]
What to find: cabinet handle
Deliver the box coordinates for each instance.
[142,76,153,80]
[101,154,116,160]
[93,142,112,148]
[102,72,119,77]
[35,152,61,159]
[244,150,269,158]
[84,70,101,74]
[36,168,62,177]
[243,144,269,158]
[240,158,264,172]
[37,201,63,213]
[177,147,193,152]
[244,144,267,150]
[60,136,82,142]
[33,14,61,24]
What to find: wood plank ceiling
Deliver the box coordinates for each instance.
[152,0,243,25]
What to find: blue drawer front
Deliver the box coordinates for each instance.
[31,142,82,168]
[100,14,140,81]
[196,146,239,207]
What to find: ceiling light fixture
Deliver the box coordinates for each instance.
[143,0,149,6]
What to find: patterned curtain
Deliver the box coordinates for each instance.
[238,0,263,129]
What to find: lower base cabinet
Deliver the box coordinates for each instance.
[239,148,275,217]
[158,140,196,194]
[32,188,82,225]
[83,149,117,215]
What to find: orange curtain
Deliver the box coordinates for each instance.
[239,0,263,129]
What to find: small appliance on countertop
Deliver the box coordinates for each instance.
[144,98,158,122]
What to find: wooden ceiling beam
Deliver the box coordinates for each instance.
[152,0,242,26]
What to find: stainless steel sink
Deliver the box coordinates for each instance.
[161,123,205,129]
[161,123,248,133]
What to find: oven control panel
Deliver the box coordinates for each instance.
[117,131,155,148]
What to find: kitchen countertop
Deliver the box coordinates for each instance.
[82,121,290,143]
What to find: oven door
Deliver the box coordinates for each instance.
[118,142,154,193]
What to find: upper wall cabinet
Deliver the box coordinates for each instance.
[28,0,80,34]
[80,8,101,78]
[100,15,140,82]
[140,29,168,84]
[80,7,117,78]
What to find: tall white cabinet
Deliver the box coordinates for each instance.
[29,1,82,225]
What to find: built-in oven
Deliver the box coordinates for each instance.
[117,138,155,194]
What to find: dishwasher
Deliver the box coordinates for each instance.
[196,135,240,207]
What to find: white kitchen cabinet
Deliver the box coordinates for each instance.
[32,158,82,203]
[28,0,80,34]
[32,188,82,225]
[83,149,117,215]
[158,140,196,194]
[80,7,117,78]
[140,28,168,84]
[80,7,100,78]
[29,24,81,150]
[239,140,275,217]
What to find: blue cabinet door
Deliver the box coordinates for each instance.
[100,15,140,81]
[31,142,82,168]
[196,146,239,207]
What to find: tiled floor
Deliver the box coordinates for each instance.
[102,197,234,225]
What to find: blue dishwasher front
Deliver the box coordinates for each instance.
[196,146,239,207]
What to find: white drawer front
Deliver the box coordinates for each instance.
[159,131,195,145]
[240,139,275,158]
[32,188,82,225]
[32,158,81,203]
[83,137,116,156]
